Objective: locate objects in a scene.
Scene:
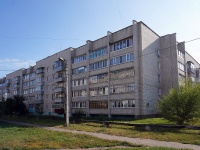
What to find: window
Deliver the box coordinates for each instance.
[23,74,29,80]
[89,47,107,59]
[36,77,43,83]
[72,54,86,64]
[72,66,87,75]
[89,60,108,71]
[29,88,35,93]
[110,84,134,94]
[178,62,185,71]
[56,82,65,88]
[158,62,161,70]
[110,68,134,80]
[72,78,87,87]
[30,72,36,78]
[72,90,87,97]
[23,82,29,87]
[23,89,29,94]
[72,102,86,108]
[177,49,184,59]
[46,94,49,99]
[110,53,134,66]
[46,67,49,72]
[35,85,43,91]
[111,100,135,108]
[89,73,108,84]
[110,38,133,52]
[158,74,160,82]
[89,101,108,109]
[90,87,108,96]
[35,94,43,99]
[190,63,195,68]
[54,60,64,68]
[52,92,65,99]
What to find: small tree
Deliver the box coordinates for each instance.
[158,80,200,125]
[3,95,27,115]
[13,95,27,115]
[0,97,6,117]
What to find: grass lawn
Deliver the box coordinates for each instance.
[0,122,190,150]
[1,116,200,146]
[0,122,135,150]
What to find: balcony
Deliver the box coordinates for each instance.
[36,81,44,85]
[187,67,195,74]
[54,97,66,103]
[54,65,65,72]
[5,83,10,87]
[5,89,10,93]
[35,90,44,95]
[36,68,44,74]
[14,79,20,84]
[54,108,64,114]
[55,77,65,83]
[54,87,65,93]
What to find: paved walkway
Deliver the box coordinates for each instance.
[1,120,200,150]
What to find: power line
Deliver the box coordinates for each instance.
[185,37,200,43]
[0,35,85,41]
[117,0,123,27]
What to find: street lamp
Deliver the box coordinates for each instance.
[59,57,69,127]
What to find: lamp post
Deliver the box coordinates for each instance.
[58,57,69,127]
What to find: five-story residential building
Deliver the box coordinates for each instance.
[0,20,199,118]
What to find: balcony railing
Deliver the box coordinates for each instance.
[14,79,20,84]
[55,77,65,83]
[54,97,66,103]
[187,67,195,74]
[54,87,65,93]
[5,83,10,87]
[35,90,44,95]
[36,68,44,74]
[53,65,65,72]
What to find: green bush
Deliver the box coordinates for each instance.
[158,80,200,125]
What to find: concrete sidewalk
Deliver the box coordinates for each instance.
[1,120,200,150]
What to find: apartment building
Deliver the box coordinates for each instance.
[0,20,199,118]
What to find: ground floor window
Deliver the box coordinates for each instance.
[111,100,135,108]
[89,101,108,109]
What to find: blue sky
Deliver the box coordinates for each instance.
[0,0,200,78]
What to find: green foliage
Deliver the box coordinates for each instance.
[0,97,6,118]
[1,95,27,115]
[158,80,200,125]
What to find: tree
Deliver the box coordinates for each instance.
[3,95,27,115]
[13,95,27,115]
[158,80,200,125]
[0,97,6,118]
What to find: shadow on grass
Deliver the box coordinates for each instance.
[0,121,31,129]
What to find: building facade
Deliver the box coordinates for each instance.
[0,20,199,118]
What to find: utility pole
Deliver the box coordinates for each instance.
[65,60,69,127]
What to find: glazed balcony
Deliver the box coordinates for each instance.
[54,97,66,103]
[54,87,65,93]
[187,67,195,74]
[36,68,44,74]
[55,77,65,83]
[54,65,65,72]
[35,90,44,95]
